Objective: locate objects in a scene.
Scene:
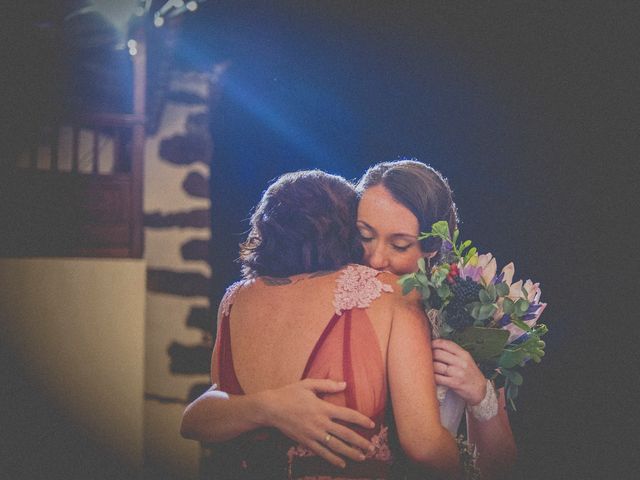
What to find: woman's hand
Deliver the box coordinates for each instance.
[260,378,376,468]
[432,338,487,406]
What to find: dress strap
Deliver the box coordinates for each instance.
[333,265,394,315]
[215,280,246,395]
[220,280,245,317]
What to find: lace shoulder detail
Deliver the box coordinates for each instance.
[220,281,245,317]
[333,265,394,315]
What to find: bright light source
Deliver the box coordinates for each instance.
[186,1,198,11]
[154,16,165,27]
[134,6,145,16]
[127,39,137,49]
[129,47,138,56]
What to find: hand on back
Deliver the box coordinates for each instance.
[262,378,376,468]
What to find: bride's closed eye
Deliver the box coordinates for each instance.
[358,231,374,242]
[391,244,412,253]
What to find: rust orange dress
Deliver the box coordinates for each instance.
[205,265,397,479]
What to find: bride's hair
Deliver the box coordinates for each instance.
[357,159,458,260]
[240,170,361,279]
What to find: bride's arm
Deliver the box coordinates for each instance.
[466,388,516,480]
[432,339,517,479]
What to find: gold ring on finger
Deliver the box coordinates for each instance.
[324,433,332,443]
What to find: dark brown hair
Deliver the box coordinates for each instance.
[356,159,458,258]
[239,170,361,279]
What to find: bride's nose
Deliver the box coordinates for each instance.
[367,243,390,270]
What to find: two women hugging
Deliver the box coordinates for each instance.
[181,160,517,479]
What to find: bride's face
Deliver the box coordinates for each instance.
[357,185,428,275]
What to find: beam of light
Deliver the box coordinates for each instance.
[222,76,339,165]
[153,15,165,27]
[173,39,351,167]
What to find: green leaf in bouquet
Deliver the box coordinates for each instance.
[515,298,530,315]
[495,282,510,297]
[401,279,416,296]
[502,298,515,315]
[500,332,546,368]
[510,316,533,333]
[416,270,429,285]
[399,274,417,295]
[449,327,510,362]
[436,284,451,299]
[433,221,451,239]
[419,285,432,300]
[460,239,472,252]
[487,284,497,302]
[478,290,491,303]
[468,302,482,320]
[477,303,497,321]
[500,368,523,386]
[505,382,519,410]
[432,268,448,286]
[453,229,459,245]
[417,257,426,273]
[479,285,497,304]
[499,348,526,369]
[421,221,450,242]
[463,247,477,264]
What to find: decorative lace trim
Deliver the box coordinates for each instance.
[286,424,393,464]
[366,425,393,462]
[467,379,498,421]
[220,281,245,317]
[333,265,394,315]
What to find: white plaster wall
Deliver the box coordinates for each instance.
[143,71,212,479]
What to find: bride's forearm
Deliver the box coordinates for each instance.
[466,388,517,479]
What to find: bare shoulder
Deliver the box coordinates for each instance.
[376,271,422,305]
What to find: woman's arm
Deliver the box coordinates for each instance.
[432,339,517,479]
[388,299,461,478]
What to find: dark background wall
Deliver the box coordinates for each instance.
[177,2,636,479]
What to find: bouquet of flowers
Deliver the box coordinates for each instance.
[398,221,548,410]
